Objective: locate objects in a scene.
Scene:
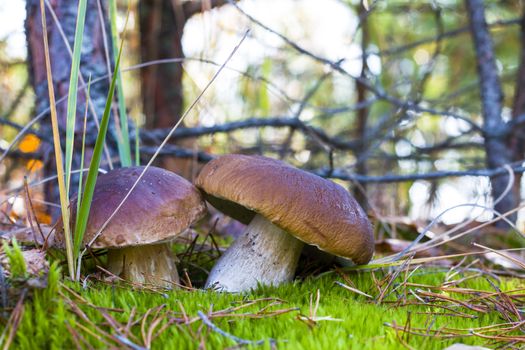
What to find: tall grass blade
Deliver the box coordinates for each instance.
[39,0,75,279]
[109,0,132,166]
[75,76,91,229]
[64,0,88,192]
[73,38,125,269]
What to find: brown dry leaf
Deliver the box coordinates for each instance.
[31,202,52,224]
[1,225,54,247]
[21,249,48,276]
[0,248,48,276]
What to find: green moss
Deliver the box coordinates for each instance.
[2,239,27,279]
[9,267,525,349]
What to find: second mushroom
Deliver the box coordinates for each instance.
[195,154,374,292]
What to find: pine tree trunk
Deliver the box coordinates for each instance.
[466,0,518,227]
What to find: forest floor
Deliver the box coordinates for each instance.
[3,254,524,349]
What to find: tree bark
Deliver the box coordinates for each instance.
[139,0,185,130]
[139,0,230,128]
[138,0,229,179]
[466,0,517,227]
[26,0,121,215]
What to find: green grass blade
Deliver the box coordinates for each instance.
[135,121,140,166]
[109,0,131,167]
[65,0,88,192]
[73,40,124,263]
[75,75,91,229]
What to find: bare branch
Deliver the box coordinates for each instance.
[137,147,525,185]
[139,145,213,162]
[139,117,360,151]
[317,162,525,184]
[0,118,50,142]
[228,0,484,132]
[374,18,520,58]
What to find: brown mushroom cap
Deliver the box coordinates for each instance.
[56,166,206,249]
[195,154,374,264]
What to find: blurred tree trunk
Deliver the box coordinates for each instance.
[466,0,518,227]
[25,0,120,217]
[510,7,525,217]
[353,2,369,211]
[140,0,185,130]
[139,0,228,179]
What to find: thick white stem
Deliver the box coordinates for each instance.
[107,243,180,288]
[205,214,304,292]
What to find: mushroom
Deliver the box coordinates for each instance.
[56,166,206,288]
[195,154,374,292]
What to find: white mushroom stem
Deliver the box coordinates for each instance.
[107,244,180,288]
[205,214,304,292]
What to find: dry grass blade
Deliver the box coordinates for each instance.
[143,313,166,348]
[99,310,146,350]
[334,281,373,298]
[0,290,26,350]
[473,243,525,269]
[297,289,342,327]
[22,178,45,249]
[62,296,128,347]
[39,0,74,279]
[376,256,413,304]
[65,321,94,350]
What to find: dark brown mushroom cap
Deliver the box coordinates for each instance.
[195,154,374,264]
[56,166,206,249]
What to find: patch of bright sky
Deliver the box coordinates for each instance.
[182,0,363,126]
[443,116,472,137]
[410,177,493,225]
[184,0,359,67]
[0,0,27,59]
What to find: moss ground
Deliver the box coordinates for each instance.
[9,263,525,349]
